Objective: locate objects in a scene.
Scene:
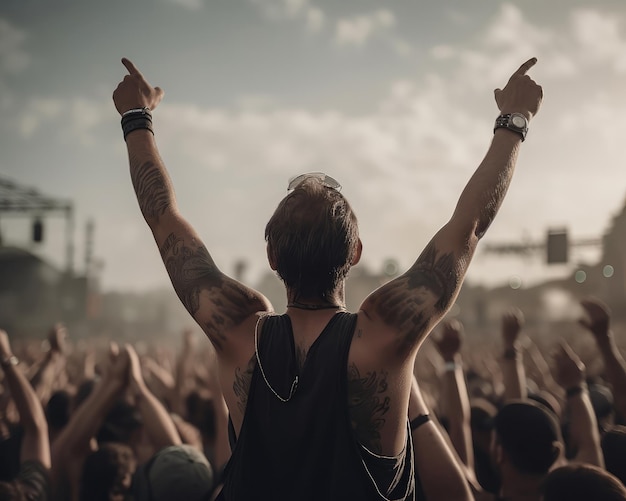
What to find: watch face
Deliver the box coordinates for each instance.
[511,115,527,128]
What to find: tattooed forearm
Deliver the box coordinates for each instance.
[130,160,172,221]
[347,364,390,454]
[160,233,266,350]
[233,356,256,414]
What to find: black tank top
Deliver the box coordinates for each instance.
[218,312,415,501]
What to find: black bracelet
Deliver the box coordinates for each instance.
[566,385,586,398]
[122,118,154,140]
[410,414,431,432]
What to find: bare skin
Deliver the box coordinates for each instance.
[113,56,542,457]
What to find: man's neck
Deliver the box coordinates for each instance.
[499,471,544,501]
[286,287,346,311]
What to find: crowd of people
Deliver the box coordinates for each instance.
[1,53,625,500]
[0,297,625,500]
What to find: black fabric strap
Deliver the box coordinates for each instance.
[410,414,431,432]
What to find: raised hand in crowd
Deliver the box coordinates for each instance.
[28,324,68,406]
[433,319,474,471]
[50,342,130,500]
[552,339,603,467]
[500,308,527,400]
[580,297,626,423]
[0,329,51,501]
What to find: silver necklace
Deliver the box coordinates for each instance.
[255,314,298,402]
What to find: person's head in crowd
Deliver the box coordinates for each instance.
[265,174,361,301]
[493,401,563,478]
[46,389,71,435]
[466,371,496,402]
[132,444,214,501]
[80,442,137,501]
[542,463,626,501]
[73,378,96,411]
[528,391,561,421]
[97,398,143,445]
[602,425,626,487]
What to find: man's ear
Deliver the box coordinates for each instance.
[267,243,277,271]
[351,238,363,265]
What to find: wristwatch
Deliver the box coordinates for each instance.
[494,112,528,141]
[0,355,19,368]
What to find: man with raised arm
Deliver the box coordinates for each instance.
[113,56,542,500]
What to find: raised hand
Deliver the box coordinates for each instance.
[494,57,543,120]
[501,307,524,349]
[552,339,586,390]
[125,344,148,393]
[104,342,130,386]
[48,323,67,354]
[434,319,464,362]
[579,297,611,344]
[112,58,164,115]
[0,330,12,359]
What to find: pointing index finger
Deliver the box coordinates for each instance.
[121,57,143,77]
[514,57,537,76]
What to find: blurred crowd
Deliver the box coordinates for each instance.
[1,295,625,500]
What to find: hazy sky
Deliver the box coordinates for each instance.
[1,0,625,294]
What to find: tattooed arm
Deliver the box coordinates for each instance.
[361,58,543,355]
[113,59,271,356]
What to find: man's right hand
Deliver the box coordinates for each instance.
[112,58,165,115]
[494,57,543,120]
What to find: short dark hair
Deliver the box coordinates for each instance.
[80,442,136,501]
[265,177,359,300]
[542,464,626,501]
[494,400,562,475]
[46,390,71,430]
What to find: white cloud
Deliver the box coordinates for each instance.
[335,9,395,47]
[250,0,325,32]
[15,96,110,146]
[0,18,30,74]
[160,0,204,10]
[333,9,413,56]
[570,9,626,72]
[305,6,325,33]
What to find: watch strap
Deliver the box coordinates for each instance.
[494,113,527,141]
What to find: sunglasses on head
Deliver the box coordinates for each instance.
[287,172,341,192]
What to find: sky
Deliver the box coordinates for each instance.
[1,0,625,295]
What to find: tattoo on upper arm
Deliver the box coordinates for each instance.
[159,233,266,351]
[130,160,171,221]
[347,364,390,454]
[371,242,461,349]
[233,356,256,414]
